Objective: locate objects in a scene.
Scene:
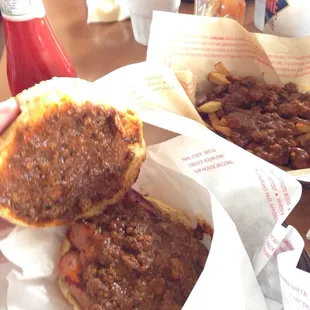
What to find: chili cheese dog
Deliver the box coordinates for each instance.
[58,189,209,310]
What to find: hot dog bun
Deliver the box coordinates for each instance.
[58,193,195,310]
[0,78,146,227]
[59,271,82,310]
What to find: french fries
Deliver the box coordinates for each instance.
[214,62,231,76]
[215,125,232,137]
[204,121,214,131]
[208,112,221,127]
[207,61,232,86]
[296,122,310,133]
[219,117,228,126]
[296,132,310,145]
[208,112,231,137]
[208,72,231,85]
[198,62,233,136]
[197,101,222,113]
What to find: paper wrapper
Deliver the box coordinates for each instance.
[146,11,310,182]
[0,62,308,309]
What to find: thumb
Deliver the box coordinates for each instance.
[0,98,21,134]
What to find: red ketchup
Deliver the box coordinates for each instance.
[0,0,77,96]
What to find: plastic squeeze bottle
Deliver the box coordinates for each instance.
[0,0,77,96]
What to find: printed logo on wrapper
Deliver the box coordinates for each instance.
[0,0,45,21]
[280,274,310,310]
[265,0,289,29]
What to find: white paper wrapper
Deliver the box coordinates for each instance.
[0,62,308,309]
[147,11,310,182]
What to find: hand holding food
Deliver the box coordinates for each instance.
[0,98,20,134]
[0,100,20,233]
[0,78,146,227]
[0,77,210,310]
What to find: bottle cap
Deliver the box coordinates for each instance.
[0,0,45,21]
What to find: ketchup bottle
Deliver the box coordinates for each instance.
[0,0,77,96]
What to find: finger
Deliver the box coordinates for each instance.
[0,218,14,240]
[0,98,21,134]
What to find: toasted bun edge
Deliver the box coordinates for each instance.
[0,77,146,227]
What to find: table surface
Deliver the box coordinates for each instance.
[0,0,309,254]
